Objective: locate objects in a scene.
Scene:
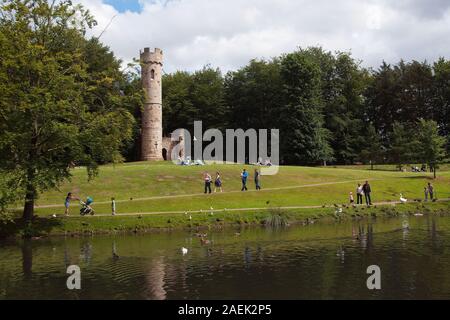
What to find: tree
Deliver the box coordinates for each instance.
[415,119,447,178]
[360,124,384,170]
[162,66,226,135]
[0,0,135,221]
[302,48,369,164]
[279,51,333,165]
[432,58,450,153]
[224,58,283,130]
[387,122,415,171]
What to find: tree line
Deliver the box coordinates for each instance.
[156,48,449,170]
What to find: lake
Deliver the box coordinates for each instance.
[1,214,450,299]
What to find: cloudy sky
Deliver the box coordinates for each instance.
[77,0,450,73]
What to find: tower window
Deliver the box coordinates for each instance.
[151,69,155,80]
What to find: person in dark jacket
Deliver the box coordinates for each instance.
[254,169,261,190]
[363,181,372,205]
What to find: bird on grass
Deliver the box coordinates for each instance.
[400,194,407,204]
[181,247,188,255]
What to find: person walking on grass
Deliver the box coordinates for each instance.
[64,192,79,216]
[424,186,429,202]
[241,169,249,191]
[254,169,261,190]
[356,183,364,205]
[204,172,212,194]
[363,181,372,206]
[214,172,223,193]
[428,182,434,200]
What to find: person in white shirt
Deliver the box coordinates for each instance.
[356,183,364,205]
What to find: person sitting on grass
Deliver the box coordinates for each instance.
[64,192,79,216]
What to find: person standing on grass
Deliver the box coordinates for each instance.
[241,169,249,191]
[349,192,354,204]
[254,169,261,190]
[64,192,79,216]
[424,186,429,202]
[363,181,372,205]
[111,197,116,216]
[204,172,212,194]
[356,183,364,205]
[214,172,223,193]
[428,182,434,200]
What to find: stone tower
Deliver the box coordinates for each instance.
[141,47,163,161]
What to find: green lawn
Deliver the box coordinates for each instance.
[30,161,450,216]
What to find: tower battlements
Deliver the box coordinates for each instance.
[140,47,163,65]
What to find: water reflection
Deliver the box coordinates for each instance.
[21,240,33,280]
[2,214,450,300]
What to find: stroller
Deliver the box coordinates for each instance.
[80,197,95,216]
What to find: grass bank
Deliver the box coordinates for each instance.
[2,201,449,238]
[2,161,450,238]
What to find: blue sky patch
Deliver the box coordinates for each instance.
[104,0,142,13]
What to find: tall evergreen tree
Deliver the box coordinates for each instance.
[279,51,333,165]
[387,122,415,171]
[224,59,282,130]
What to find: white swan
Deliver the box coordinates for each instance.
[400,194,407,203]
[181,247,188,255]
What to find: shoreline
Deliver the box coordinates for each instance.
[1,200,449,239]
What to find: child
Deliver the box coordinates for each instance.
[349,192,354,204]
[111,197,116,216]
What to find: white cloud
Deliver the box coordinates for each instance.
[77,0,450,73]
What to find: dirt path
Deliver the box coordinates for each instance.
[34,178,381,209]
[69,198,450,218]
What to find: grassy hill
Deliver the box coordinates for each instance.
[2,161,449,237]
[32,161,450,216]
